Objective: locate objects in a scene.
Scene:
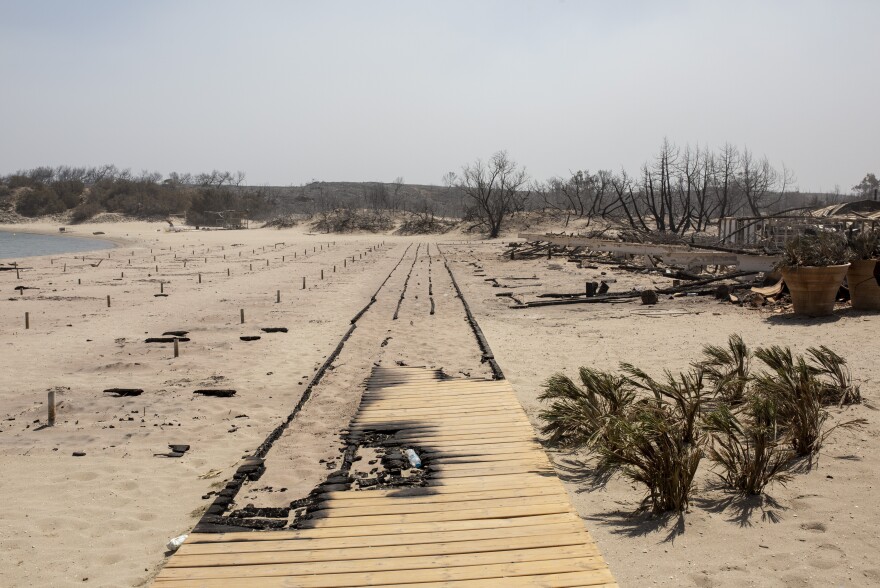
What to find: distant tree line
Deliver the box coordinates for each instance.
[0,166,275,225]
[453,141,872,238]
[2,146,872,237]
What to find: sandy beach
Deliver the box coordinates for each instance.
[1,221,878,587]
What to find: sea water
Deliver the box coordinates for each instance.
[0,230,114,260]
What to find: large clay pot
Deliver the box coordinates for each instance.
[848,259,880,311]
[781,264,850,317]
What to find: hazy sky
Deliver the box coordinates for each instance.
[2,1,877,191]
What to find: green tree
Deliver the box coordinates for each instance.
[852,173,879,198]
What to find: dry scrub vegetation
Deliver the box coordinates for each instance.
[539,335,865,513]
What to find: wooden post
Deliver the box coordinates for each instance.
[240,309,245,324]
[173,338,179,358]
[78,278,81,285]
[160,282,164,294]
[121,272,124,278]
[47,390,56,426]
[107,295,111,307]
[344,259,347,268]
[25,312,29,329]
[155,265,158,272]
[266,259,269,266]
[321,269,324,280]
[63,263,66,272]
[302,277,306,289]
[16,268,20,279]
[198,273,202,283]
[333,265,336,273]
[250,263,253,271]
[227,268,230,276]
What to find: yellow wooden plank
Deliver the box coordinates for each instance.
[428,458,548,472]
[183,513,581,544]
[300,503,571,529]
[420,441,544,453]
[396,431,538,443]
[178,523,585,555]
[318,483,561,501]
[363,386,512,397]
[351,418,533,431]
[382,572,617,588]
[315,487,566,508]
[352,408,521,422]
[425,473,564,488]
[394,426,536,440]
[313,494,567,518]
[431,467,555,480]
[167,534,596,568]
[154,557,612,587]
[155,545,596,580]
[350,414,530,425]
[366,382,508,392]
[429,453,549,465]
[359,397,517,410]
[358,401,521,414]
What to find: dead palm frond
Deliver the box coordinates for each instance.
[697,334,751,404]
[703,398,793,495]
[755,345,865,458]
[599,400,704,513]
[538,367,636,450]
[807,346,861,405]
[620,364,705,444]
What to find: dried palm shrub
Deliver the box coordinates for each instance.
[620,364,705,444]
[807,346,861,405]
[595,367,707,512]
[703,398,793,495]
[598,394,704,513]
[754,345,864,457]
[697,334,751,404]
[538,367,636,450]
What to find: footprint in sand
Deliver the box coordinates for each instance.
[100,553,124,565]
[690,572,715,587]
[809,543,846,570]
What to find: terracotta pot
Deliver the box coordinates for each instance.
[848,259,880,311]
[781,264,849,317]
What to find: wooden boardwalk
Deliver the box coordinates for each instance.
[154,367,617,587]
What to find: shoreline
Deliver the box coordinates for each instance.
[0,223,136,255]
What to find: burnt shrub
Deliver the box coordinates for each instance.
[15,186,66,217]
